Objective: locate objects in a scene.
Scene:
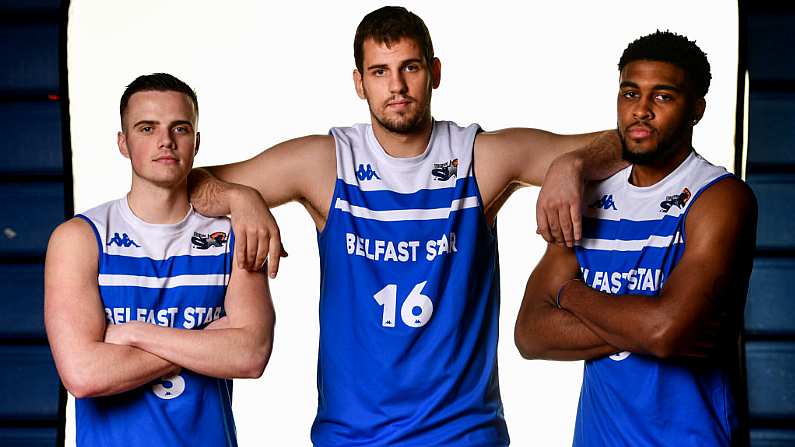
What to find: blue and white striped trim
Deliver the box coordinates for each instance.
[334,196,479,222]
[578,233,683,252]
[98,273,228,288]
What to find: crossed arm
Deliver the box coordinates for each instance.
[515,177,757,361]
[45,218,274,399]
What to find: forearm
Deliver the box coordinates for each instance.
[560,281,668,356]
[187,168,236,217]
[516,299,618,361]
[123,322,271,379]
[562,130,626,182]
[60,342,177,398]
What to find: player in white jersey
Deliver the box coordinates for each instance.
[187,7,625,444]
[515,32,756,445]
[45,73,275,446]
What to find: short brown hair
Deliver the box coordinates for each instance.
[120,73,198,126]
[354,6,434,74]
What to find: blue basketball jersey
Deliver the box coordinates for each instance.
[311,121,508,446]
[75,197,237,447]
[573,152,737,446]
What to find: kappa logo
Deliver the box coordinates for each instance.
[356,164,381,181]
[660,187,691,212]
[107,232,140,248]
[431,159,458,181]
[192,231,228,250]
[588,194,618,211]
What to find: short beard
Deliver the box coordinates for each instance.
[373,107,429,133]
[366,86,432,134]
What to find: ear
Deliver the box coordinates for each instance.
[195,131,200,155]
[117,131,130,159]
[431,57,441,89]
[692,97,706,125]
[353,69,366,99]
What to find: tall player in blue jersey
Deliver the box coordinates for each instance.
[44,73,275,446]
[515,32,757,446]
[188,7,624,446]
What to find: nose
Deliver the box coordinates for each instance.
[157,127,176,149]
[632,95,654,121]
[388,71,407,95]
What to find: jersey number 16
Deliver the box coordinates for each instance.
[373,281,434,328]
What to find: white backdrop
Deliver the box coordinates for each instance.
[66,1,738,445]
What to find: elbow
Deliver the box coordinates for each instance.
[239,335,273,379]
[514,322,544,360]
[61,371,104,399]
[643,319,682,359]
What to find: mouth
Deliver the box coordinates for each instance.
[386,97,413,109]
[153,156,179,164]
[626,124,654,140]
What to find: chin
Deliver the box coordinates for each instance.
[621,142,660,165]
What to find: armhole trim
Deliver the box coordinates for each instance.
[469,126,497,239]
[227,228,236,278]
[317,130,343,241]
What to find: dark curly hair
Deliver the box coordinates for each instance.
[618,30,711,97]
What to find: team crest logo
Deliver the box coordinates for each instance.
[660,187,691,212]
[107,232,140,247]
[432,159,458,181]
[192,231,228,250]
[588,194,618,211]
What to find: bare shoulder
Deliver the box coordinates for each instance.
[281,134,336,164]
[684,175,758,248]
[476,128,537,153]
[46,217,99,270]
[48,217,97,250]
[689,175,757,218]
[269,134,335,158]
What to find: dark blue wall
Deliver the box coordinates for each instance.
[742,2,795,445]
[0,1,70,446]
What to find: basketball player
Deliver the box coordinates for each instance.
[188,7,624,446]
[44,73,274,446]
[514,32,756,445]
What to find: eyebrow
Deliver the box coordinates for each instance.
[133,120,157,128]
[366,58,424,71]
[620,81,682,92]
[132,119,194,128]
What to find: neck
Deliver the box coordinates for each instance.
[127,180,190,224]
[371,115,434,158]
[629,143,693,187]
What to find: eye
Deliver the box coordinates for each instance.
[404,64,420,72]
[373,68,386,77]
[654,93,674,102]
[140,126,153,133]
[173,126,190,134]
[621,91,639,99]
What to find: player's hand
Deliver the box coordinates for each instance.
[536,153,584,247]
[229,186,288,276]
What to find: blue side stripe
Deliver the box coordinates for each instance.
[99,253,229,277]
[337,176,479,211]
[582,215,681,241]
